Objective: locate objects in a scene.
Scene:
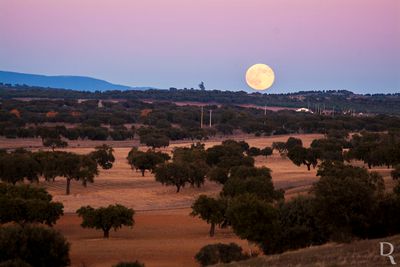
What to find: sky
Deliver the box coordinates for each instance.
[0,0,399,93]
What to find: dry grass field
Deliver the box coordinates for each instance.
[1,133,396,267]
[43,133,324,212]
[55,210,251,267]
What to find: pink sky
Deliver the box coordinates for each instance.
[0,0,399,92]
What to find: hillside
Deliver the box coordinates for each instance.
[214,234,400,267]
[0,70,152,91]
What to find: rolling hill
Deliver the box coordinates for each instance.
[214,234,400,267]
[0,70,152,91]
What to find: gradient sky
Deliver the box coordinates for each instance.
[0,0,399,93]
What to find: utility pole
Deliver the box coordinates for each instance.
[264,105,267,124]
[200,106,204,128]
[209,110,212,127]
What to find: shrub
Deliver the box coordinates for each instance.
[112,261,145,267]
[195,243,248,266]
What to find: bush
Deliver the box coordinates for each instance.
[195,243,248,266]
[0,225,70,267]
[112,261,145,267]
[0,259,32,267]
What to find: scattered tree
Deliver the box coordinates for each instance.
[154,162,189,192]
[191,195,227,236]
[90,144,115,169]
[42,137,68,151]
[287,146,318,171]
[76,204,135,238]
[57,153,99,195]
[127,148,169,176]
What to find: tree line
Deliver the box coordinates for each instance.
[2,94,400,146]
[2,83,400,114]
[0,144,115,195]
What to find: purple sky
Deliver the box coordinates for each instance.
[0,0,399,93]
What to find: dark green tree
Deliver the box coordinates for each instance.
[226,194,279,250]
[0,184,63,226]
[154,162,189,192]
[90,144,115,169]
[42,137,68,151]
[222,166,283,202]
[272,142,287,157]
[0,225,70,267]
[76,204,135,238]
[0,152,40,184]
[272,196,328,253]
[287,146,318,171]
[191,195,227,236]
[56,152,99,195]
[127,148,169,176]
[286,137,303,150]
[313,161,384,240]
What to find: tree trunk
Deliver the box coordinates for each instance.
[66,178,71,195]
[141,169,145,176]
[209,223,215,237]
[176,185,181,193]
[306,163,311,171]
[103,229,110,238]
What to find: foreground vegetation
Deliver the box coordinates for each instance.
[213,234,400,267]
[1,127,400,266]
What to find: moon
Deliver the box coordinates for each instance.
[245,63,275,90]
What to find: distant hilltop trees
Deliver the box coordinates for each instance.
[1,83,400,114]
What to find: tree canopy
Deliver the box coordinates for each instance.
[76,204,135,238]
[0,184,63,226]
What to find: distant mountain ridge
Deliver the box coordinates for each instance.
[0,70,152,91]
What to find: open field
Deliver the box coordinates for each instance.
[41,133,325,212]
[55,210,251,267]
[1,133,397,267]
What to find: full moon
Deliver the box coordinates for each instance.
[245,63,275,90]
